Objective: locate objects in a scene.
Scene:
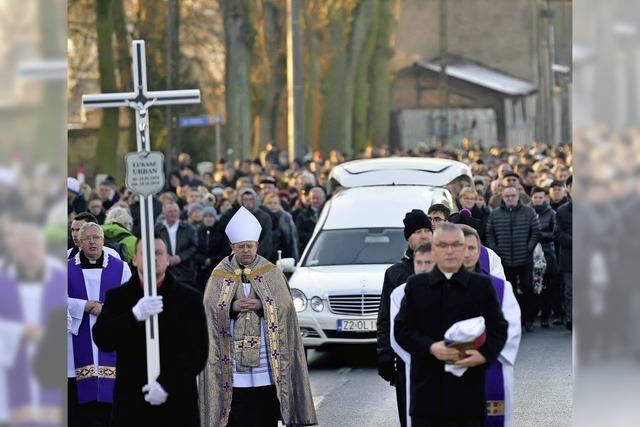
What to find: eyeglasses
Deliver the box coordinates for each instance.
[80,236,103,243]
[429,217,445,223]
[434,241,464,250]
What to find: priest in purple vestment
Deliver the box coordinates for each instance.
[67,222,131,426]
[461,225,521,427]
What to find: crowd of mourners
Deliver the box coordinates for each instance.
[66,142,573,329]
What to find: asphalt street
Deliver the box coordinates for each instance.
[304,325,572,427]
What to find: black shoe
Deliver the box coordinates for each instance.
[525,322,535,333]
[565,321,572,331]
[541,320,550,328]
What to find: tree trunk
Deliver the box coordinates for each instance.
[319,1,377,157]
[138,0,168,152]
[352,0,380,154]
[254,0,285,154]
[221,0,253,161]
[95,0,119,176]
[369,0,396,148]
[112,0,136,153]
[318,10,348,155]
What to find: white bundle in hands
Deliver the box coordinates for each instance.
[444,316,486,377]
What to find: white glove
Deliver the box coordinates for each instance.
[142,381,168,405]
[132,296,163,322]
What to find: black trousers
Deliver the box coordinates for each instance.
[396,359,407,427]
[504,263,534,324]
[539,256,558,321]
[412,416,484,427]
[68,378,112,427]
[227,385,280,427]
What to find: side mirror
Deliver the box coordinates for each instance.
[276,257,296,273]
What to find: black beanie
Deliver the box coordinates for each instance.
[403,209,432,240]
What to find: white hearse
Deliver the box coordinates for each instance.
[279,157,472,350]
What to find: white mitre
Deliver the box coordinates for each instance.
[225,206,262,243]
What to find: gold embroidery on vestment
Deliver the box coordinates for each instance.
[487,400,505,416]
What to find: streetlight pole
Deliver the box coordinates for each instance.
[438,0,449,147]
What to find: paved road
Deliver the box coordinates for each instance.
[305,325,572,426]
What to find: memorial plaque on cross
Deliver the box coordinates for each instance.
[82,40,201,383]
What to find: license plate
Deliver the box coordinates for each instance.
[337,319,377,332]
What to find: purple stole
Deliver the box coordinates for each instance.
[67,256,123,404]
[479,245,491,276]
[0,265,66,427]
[485,274,506,427]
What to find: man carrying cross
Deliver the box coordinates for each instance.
[198,207,317,427]
[92,236,208,426]
[82,39,202,406]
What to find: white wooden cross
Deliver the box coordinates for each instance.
[82,40,200,383]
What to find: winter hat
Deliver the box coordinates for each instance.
[403,209,432,240]
[188,203,203,215]
[202,206,217,218]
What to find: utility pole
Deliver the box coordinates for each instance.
[536,0,555,146]
[286,0,304,163]
[438,0,449,147]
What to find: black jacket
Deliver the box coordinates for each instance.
[155,221,197,287]
[533,202,556,260]
[554,200,572,273]
[550,196,570,212]
[68,194,87,215]
[485,201,541,267]
[92,274,208,427]
[271,209,300,262]
[130,196,163,238]
[394,266,508,419]
[259,205,281,263]
[376,252,414,366]
[193,224,227,293]
[295,205,323,251]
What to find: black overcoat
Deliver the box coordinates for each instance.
[394,266,508,419]
[92,273,208,427]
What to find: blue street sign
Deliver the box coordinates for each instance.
[179,115,212,127]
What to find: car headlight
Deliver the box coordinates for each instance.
[291,288,307,312]
[310,296,324,312]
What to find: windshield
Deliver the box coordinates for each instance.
[303,228,407,266]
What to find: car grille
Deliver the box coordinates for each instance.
[328,294,381,316]
[323,330,376,339]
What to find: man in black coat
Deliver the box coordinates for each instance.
[555,198,572,330]
[295,186,326,250]
[486,186,540,332]
[377,209,432,427]
[395,223,508,427]
[530,186,559,328]
[193,207,227,293]
[92,237,208,427]
[155,202,197,288]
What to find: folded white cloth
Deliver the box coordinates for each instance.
[444,316,485,377]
